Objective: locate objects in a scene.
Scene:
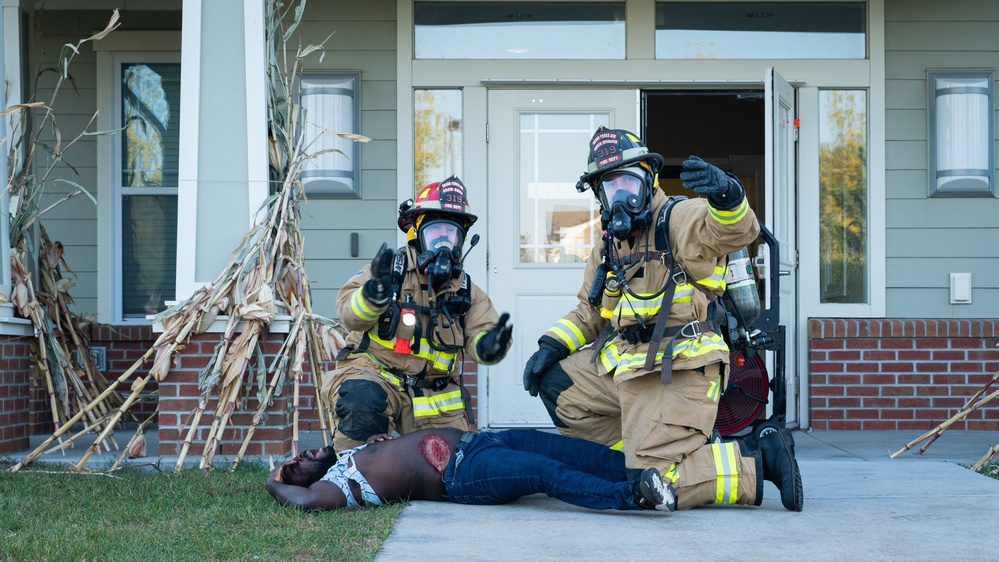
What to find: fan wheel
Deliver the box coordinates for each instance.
[714,352,769,436]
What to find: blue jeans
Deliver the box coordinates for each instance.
[442,429,639,511]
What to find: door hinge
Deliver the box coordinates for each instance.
[485,122,489,143]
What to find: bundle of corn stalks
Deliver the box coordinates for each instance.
[10,0,360,473]
[891,356,999,470]
[4,12,130,455]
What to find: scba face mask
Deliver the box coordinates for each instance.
[416,218,466,290]
[598,167,651,239]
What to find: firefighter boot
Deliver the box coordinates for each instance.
[632,467,677,512]
[759,428,803,511]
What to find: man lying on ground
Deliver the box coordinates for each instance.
[266,427,676,512]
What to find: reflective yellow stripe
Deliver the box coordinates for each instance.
[613,286,693,323]
[618,292,664,318]
[368,332,457,372]
[697,266,728,291]
[603,333,729,375]
[550,319,585,352]
[412,389,465,417]
[710,197,748,225]
[711,442,740,504]
[706,375,720,402]
[350,290,381,322]
[663,463,679,484]
[609,440,624,451]
[672,284,694,303]
[599,342,622,372]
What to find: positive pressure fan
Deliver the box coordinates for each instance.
[714,352,770,436]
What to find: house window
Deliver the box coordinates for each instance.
[656,2,866,59]
[414,2,625,59]
[414,89,462,190]
[298,73,360,198]
[115,57,180,318]
[819,90,867,304]
[928,71,994,197]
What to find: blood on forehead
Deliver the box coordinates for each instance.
[419,434,452,474]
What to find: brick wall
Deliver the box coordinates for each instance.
[157,331,331,457]
[0,336,31,454]
[809,319,999,431]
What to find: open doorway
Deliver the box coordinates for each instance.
[644,90,765,223]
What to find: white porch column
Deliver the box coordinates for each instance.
[176,0,268,301]
[0,1,29,331]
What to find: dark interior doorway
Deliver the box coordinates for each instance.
[643,90,766,221]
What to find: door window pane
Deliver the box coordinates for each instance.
[119,61,180,317]
[415,2,625,59]
[656,2,866,59]
[518,113,608,264]
[819,90,867,303]
[414,89,462,190]
[121,195,177,316]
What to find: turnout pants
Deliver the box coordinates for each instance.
[323,355,469,451]
[542,349,758,509]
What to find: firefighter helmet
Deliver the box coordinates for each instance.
[398,176,478,233]
[576,127,664,193]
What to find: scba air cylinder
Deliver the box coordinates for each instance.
[724,248,761,326]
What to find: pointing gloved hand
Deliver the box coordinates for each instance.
[361,242,395,306]
[679,155,745,210]
[477,313,513,363]
[523,341,568,397]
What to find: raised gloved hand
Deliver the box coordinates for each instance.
[679,155,745,210]
[361,242,395,306]
[523,341,568,397]
[477,313,512,363]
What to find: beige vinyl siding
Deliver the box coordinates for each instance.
[297,0,398,318]
[884,0,999,317]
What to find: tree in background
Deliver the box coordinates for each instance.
[819,91,867,304]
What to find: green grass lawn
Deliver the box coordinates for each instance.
[0,459,403,561]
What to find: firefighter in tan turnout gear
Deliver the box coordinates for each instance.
[327,177,512,451]
[523,128,803,511]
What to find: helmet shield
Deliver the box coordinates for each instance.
[597,168,648,215]
[417,217,466,260]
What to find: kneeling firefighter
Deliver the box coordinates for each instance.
[522,127,803,511]
[326,176,512,451]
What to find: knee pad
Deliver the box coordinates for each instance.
[335,379,390,441]
[537,362,573,428]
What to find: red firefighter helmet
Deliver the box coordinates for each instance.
[398,176,478,233]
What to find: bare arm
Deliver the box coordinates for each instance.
[266,466,347,510]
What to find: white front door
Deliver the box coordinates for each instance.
[483,89,638,427]
[764,68,799,427]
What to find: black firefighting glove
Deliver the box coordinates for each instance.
[679,155,745,210]
[522,339,569,397]
[361,242,394,306]
[477,313,512,363]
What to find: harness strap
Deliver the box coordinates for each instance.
[643,281,677,383]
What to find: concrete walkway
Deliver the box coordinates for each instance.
[376,429,999,562]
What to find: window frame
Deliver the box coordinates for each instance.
[95,34,182,324]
